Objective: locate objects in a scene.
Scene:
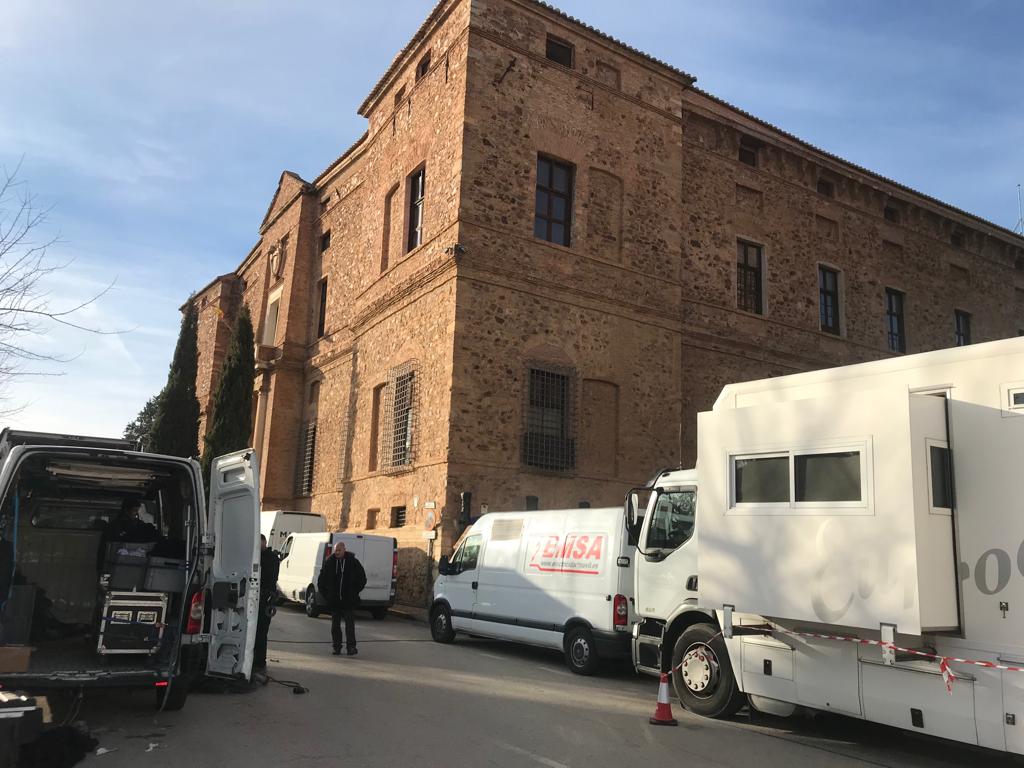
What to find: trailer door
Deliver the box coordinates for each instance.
[205,449,261,680]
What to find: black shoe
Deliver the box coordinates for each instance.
[332,647,341,656]
[347,648,358,656]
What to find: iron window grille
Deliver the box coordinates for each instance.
[886,289,906,353]
[407,167,425,252]
[392,507,407,527]
[381,361,418,473]
[955,310,972,347]
[522,366,576,472]
[819,266,840,335]
[295,421,317,496]
[737,241,764,315]
[534,156,573,247]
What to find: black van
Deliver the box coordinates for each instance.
[0,430,261,711]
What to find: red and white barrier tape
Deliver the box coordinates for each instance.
[673,625,1024,695]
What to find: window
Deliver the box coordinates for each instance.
[391,371,415,468]
[951,231,965,248]
[454,535,482,572]
[381,183,399,272]
[394,85,406,108]
[534,156,573,247]
[736,241,764,315]
[955,310,971,346]
[391,506,407,528]
[407,167,425,252]
[295,421,317,496]
[645,490,696,550]
[523,368,575,471]
[545,35,574,67]
[929,444,953,511]
[366,509,379,530]
[734,456,789,503]
[368,383,385,471]
[817,178,835,198]
[320,231,331,253]
[263,291,282,346]
[315,278,328,339]
[416,53,431,81]
[886,289,906,353]
[526,495,539,511]
[794,452,861,502]
[883,206,901,224]
[738,136,759,167]
[1012,389,1024,409]
[819,266,840,335]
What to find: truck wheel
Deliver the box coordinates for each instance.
[670,623,744,718]
[155,678,190,712]
[305,587,321,618]
[370,607,388,620]
[429,603,455,643]
[564,626,600,676]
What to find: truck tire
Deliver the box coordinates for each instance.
[670,623,744,718]
[564,626,600,676]
[305,587,321,618]
[155,678,190,712]
[430,603,455,643]
[370,607,388,620]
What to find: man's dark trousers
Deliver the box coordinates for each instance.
[254,600,272,668]
[331,607,356,652]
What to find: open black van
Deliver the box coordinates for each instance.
[0,430,261,711]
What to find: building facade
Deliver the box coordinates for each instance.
[192,0,1024,606]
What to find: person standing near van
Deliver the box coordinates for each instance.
[316,542,366,656]
[253,534,280,677]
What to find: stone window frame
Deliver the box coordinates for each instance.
[521,361,578,474]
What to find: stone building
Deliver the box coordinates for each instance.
[192,0,1024,606]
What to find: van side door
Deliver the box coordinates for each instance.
[205,449,261,680]
[447,534,482,632]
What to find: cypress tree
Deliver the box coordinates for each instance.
[123,393,161,448]
[148,300,200,457]
[201,305,255,483]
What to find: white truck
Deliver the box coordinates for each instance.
[260,510,326,553]
[627,336,1024,754]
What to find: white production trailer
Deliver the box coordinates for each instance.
[628,336,1024,754]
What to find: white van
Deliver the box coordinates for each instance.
[430,507,634,674]
[277,531,397,620]
[260,510,325,553]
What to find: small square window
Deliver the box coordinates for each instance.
[951,231,965,248]
[416,53,431,82]
[320,231,331,253]
[394,85,406,108]
[739,136,759,167]
[545,35,574,68]
[366,509,379,530]
[884,206,901,224]
[391,506,407,528]
[1010,389,1024,410]
[816,178,835,198]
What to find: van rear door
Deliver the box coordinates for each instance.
[360,536,393,604]
[205,449,261,680]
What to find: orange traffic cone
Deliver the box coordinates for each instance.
[649,672,678,726]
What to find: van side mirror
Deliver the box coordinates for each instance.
[625,490,643,546]
[438,555,450,576]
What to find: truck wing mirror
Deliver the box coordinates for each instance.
[438,555,450,576]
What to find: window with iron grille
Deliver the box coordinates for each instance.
[407,167,425,252]
[391,506,407,528]
[295,421,317,496]
[380,362,418,473]
[522,367,575,471]
[315,278,328,339]
[955,309,971,346]
[534,156,573,247]
[737,241,764,315]
[819,266,840,335]
[886,288,906,353]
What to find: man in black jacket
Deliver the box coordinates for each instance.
[253,535,280,676]
[316,541,366,656]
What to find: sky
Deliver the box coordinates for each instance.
[0,0,1021,437]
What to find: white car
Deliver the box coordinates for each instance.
[430,507,635,674]
[277,531,397,620]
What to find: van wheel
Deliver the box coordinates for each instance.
[371,607,388,620]
[670,623,744,718]
[305,587,320,618]
[156,678,190,712]
[564,626,600,675]
[429,604,455,643]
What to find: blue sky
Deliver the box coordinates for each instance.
[1,0,1021,437]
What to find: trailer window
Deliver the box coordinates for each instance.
[646,490,695,550]
[734,456,788,503]
[794,451,861,502]
[929,444,953,510]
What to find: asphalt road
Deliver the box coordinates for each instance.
[67,608,1022,767]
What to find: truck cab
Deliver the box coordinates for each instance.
[0,430,262,711]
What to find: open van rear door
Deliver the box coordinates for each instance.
[206,449,261,680]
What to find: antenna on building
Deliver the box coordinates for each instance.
[1016,184,1024,236]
